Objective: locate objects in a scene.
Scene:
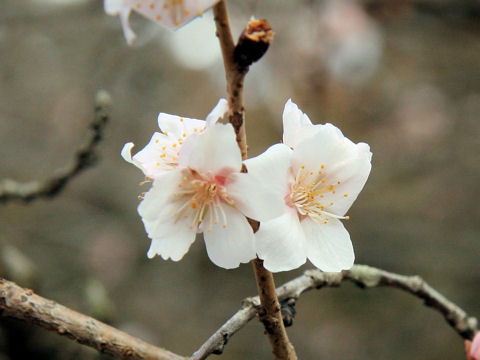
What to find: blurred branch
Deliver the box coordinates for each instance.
[0,90,111,204]
[191,264,478,360]
[0,277,186,360]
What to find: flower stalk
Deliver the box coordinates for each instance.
[213,1,297,359]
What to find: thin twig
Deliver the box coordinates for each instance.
[0,277,186,360]
[212,2,297,359]
[213,0,248,160]
[0,90,111,204]
[191,264,478,359]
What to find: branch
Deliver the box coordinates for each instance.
[191,264,478,359]
[213,2,294,359]
[0,90,111,204]
[0,277,186,360]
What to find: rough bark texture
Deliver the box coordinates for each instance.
[0,278,186,360]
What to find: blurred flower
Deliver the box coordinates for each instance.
[134,123,285,269]
[312,0,382,86]
[122,98,227,178]
[254,100,372,272]
[466,332,480,360]
[104,0,220,44]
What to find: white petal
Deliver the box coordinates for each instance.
[137,170,183,221]
[203,205,256,269]
[228,143,292,222]
[119,8,136,45]
[179,123,241,174]
[282,99,315,148]
[104,0,124,14]
[319,142,372,215]
[302,217,354,272]
[146,220,197,261]
[132,132,178,176]
[131,0,219,30]
[121,142,145,171]
[205,98,228,126]
[256,210,307,272]
[157,113,193,139]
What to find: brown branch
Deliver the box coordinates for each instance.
[213,2,294,359]
[191,264,478,359]
[213,0,248,160]
[0,277,186,360]
[0,90,111,204]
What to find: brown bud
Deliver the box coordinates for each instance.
[234,17,274,68]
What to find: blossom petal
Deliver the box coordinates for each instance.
[302,217,354,272]
[282,99,315,148]
[146,220,197,261]
[205,98,228,126]
[228,143,292,222]
[179,123,241,174]
[291,125,372,215]
[104,0,124,14]
[157,113,202,139]
[256,210,307,272]
[471,332,480,360]
[137,170,183,222]
[203,205,256,269]
[121,142,141,169]
[128,0,220,30]
[119,8,136,45]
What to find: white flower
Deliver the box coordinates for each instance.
[104,0,220,44]
[253,100,372,272]
[121,98,228,179]
[136,123,285,269]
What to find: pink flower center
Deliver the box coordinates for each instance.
[173,169,234,231]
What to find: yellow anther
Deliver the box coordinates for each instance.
[321,164,325,169]
[156,162,160,166]
[155,139,159,143]
[156,15,162,20]
[172,143,177,148]
[344,193,348,197]
[149,3,155,9]
[182,133,187,137]
[179,117,184,122]
[222,224,227,228]
[160,153,166,158]
[301,165,305,169]
[345,216,350,220]
[321,179,326,183]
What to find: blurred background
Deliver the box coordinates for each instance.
[1,0,479,359]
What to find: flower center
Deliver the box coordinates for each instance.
[173,170,234,231]
[289,164,349,224]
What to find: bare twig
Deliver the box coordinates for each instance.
[213,0,248,159]
[0,277,186,360]
[213,2,295,359]
[0,90,111,203]
[191,264,478,359]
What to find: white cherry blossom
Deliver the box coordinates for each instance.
[134,123,285,269]
[253,100,372,272]
[121,98,227,179]
[104,0,220,44]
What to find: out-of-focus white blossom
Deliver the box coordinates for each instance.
[104,0,220,44]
